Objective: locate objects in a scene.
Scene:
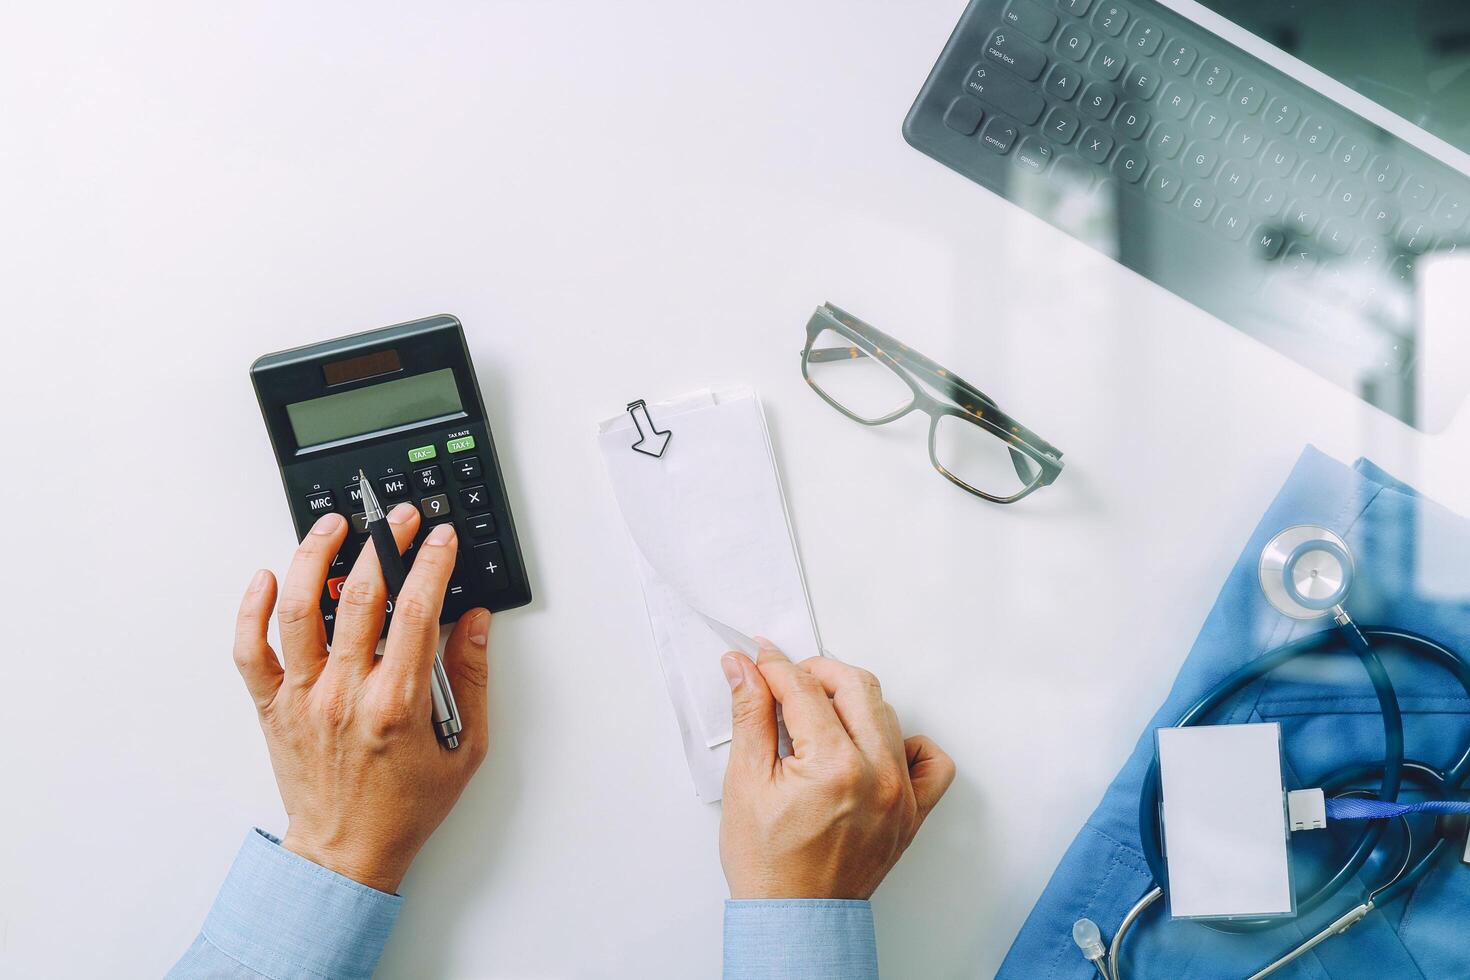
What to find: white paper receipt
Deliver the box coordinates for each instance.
[598,388,821,801]
[1156,723,1293,920]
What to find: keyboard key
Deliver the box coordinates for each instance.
[1283,240,1318,278]
[1296,157,1330,197]
[378,474,410,501]
[1046,63,1083,100]
[305,489,337,515]
[1353,237,1386,266]
[1126,19,1162,56]
[1252,224,1286,259]
[1090,43,1127,80]
[1367,155,1403,193]
[1261,140,1298,176]
[1079,127,1114,163]
[1192,103,1229,140]
[1057,23,1093,61]
[980,115,1020,153]
[1112,144,1148,182]
[1123,63,1160,100]
[1014,136,1055,172]
[452,455,483,481]
[1434,194,1467,229]
[1091,3,1128,37]
[1060,0,1094,15]
[465,512,496,539]
[420,492,452,520]
[964,65,1046,124]
[1184,141,1219,178]
[943,97,985,135]
[1390,253,1416,284]
[1402,175,1435,211]
[1399,217,1433,253]
[1263,98,1300,134]
[1163,42,1198,76]
[1116,102,1150,140]
[1003,0,1058,41]
[474,541,511,591]
[1299,117,1333,153]
[1158,82,1195,120]
[1148,121,1184,159]
[1217,159,1251,197]
[349,511,370,535]
[1216,205,1249,240]
[1286,200,1321,235]
[1054,155,1093,185]
[1198,58,1232,95]
[1319,220,1353,255]
[1230,78,1266,115]
[1367,198,1400,234]
[1146,167,1181,202]
[986,29,1047,81]
[458,485,490,510]
[1044,106,1081,144]
[1330,179,1367,216]
[1251,179,1288,217]
[1331,138,1368,173]
[345,481,368,509]
[1181,185,1216,221]
[1078,82,1116,119]
[415,465,445,493]
[1224,122,1266,160]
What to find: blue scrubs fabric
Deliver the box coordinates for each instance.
[999,447,1470,980]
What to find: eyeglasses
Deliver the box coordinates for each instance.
[801,303,1064,504]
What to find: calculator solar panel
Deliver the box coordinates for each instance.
[903,0,1470,431]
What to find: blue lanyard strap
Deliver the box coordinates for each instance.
[1326,798,1470,820]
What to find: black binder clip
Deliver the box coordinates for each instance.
[627,399,672,458]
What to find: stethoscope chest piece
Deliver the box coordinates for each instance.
[1259,525,1355,620]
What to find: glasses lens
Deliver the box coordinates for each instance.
[805,328,914,423]
[932,413,1041,499]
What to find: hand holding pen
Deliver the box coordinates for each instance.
[232,507,492,892]
[359,471,463,750]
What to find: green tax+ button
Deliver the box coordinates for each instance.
[408,444,437,463]
[447,435,476,454]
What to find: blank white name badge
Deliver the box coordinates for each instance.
[1156,723,1294,920]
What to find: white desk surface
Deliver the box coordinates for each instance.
[5,2,1469,977]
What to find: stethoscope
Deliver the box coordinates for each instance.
[1072,526,1470,980]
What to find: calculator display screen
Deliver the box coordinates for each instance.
[1192,0,1470,155]
[286,367,464,448]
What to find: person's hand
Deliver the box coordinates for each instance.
[718,639,955,900]
[232,506,492,893]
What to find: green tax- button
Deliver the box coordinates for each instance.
[408,445,437,463]
[447,435,476,454]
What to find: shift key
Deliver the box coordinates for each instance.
[964,64,1045,125]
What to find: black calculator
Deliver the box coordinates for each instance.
[252,314,532,639]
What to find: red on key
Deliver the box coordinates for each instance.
[326,576,348,600]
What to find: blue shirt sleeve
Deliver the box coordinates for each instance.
[723,899,879,979]
[168,829,403,980]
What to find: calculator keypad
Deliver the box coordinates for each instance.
[420,493,452,520]
[300,427,523,638]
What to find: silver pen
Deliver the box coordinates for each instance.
[358,471,463,750]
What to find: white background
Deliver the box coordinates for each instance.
[3,2,1469,977]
